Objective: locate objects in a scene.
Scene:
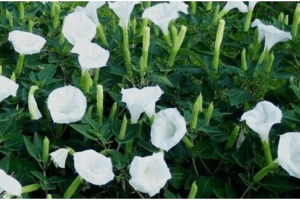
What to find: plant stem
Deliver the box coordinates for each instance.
[262,140,273,165]
[15,54,25,77]
[122,27,132,76]
[63,175,83,199]
[21,184,40,194]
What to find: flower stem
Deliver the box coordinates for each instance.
[63,175,83,199]
[262,140,273,165]
[182,135,194,148]
[97,24,108,47]
[21,184,40,194]
[93,68,100,85]
[253,158,279,182]
[122,27,132,76]
[244,9,253,32]
[15,54,25,77]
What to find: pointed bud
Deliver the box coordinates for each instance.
[131,17,137,35]
[109,102,117,122]
[196,93,203,113]
[284,15,289,25]
[188,181,198,199]
[190,101,200,131]
[265,52,274,74]
[241,48,247,71]
[225,125,240,150]
[51,2,56,18]
[28,19,34,33]
[213,19,225,73]
[59,33,65,44]
[119,115,128,141]
[18,2,24,20]
[205,102,214,125]
[53,4,60,29]
[206,2,212,11]
[43,136,50,165]
[182,135,194,148]
[190,2,197,14]
[96,85,104,125]
[292,3,300,39]
[278,12,284,22]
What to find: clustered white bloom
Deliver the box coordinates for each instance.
[75,1,105,26]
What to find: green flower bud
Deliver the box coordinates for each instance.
[53,4,60,29]
[244,9,253,32]
[188,181,198,199]
[292,3,300,39]
[190,2,197,14]
[18,2,24,20]
[8,11,13,28]
[21,184,40,194]
[196,93,203,113]
[50,2,56,18]
[190,101,200,131]
[213,19,225,73]
[43,136,49,165]
[28,19,34,33]
[284,15,289,25]
[241,48,247,71]
[225,125,240,150]
[278,12,284,22]
[59,33,65,44]
[182,135,194,148]
[131,17,137,35]
[253,158,279,182]
[79,70,93,93]
[206,2,212,11]
[265,52,274,74]
[63,176,83,199]
[96,85,104,125]
[109,102,117,122]
[119,115,128,141]
[205,102,214,125]
[141,26,150,75]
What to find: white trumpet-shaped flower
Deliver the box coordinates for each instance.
[248,1,258,10]
[47,86,87,124]
[241,101,282,142]
[121,86,163,123]
[62,12,96,45]
[74,150,114,186]
[71,41,110,71]
[50,148,70,168]
[129,152,171,197]
[75,1,105,26]
[252,19,292,50]
[0,76,19,102]
[223,1,248,13]
[278,132,300,179]
[151,108,187,151]
[0,169,22,197]
[108,1,140,28]
[142,3,179,34]
[8,30,46,55]
[169,1,189,14]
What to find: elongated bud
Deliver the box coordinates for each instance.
[125,141,133,154]
[265,52,274,74]
[213,19,225,73]
[244,8,253,32]
[131,17,137,35]
[5,9,9,19]
[258,49,267,65]
[278,12,284,22]
[241,48,247,71]
[0,65,2,75]
[46,194,52,199]
[79,70,93,93]
[225,125,240,150]
[190,2,196,14]
[253,158,279,182]
[249,43,254,59]
[96,85,104,125]
[188,181,198,199]
[292,3,300,39]
[119,115,128,140]
[206,2,212,11]
[171,26,178,46]
[8,11,13,28]
[141,26,150,75]
[63,175,83,199]
[122,27,132,76]
[205,102,214,125]
[53,4,60,29]
[43,136,49,165]
[59,33,65,44]
[168,25,187,67]
[190,101,200,131]
[182,136,194,148]
[11,72,16,82]
[28,19,34,33]
[21,184,41,194]
[87,105,93,119]
[196,93,203,113]
[109,102,117,122]
[15,54,25,77]
[18,2,24,20]
[284,15,289,25]
[29,85,42,120]
[51,2,56,18]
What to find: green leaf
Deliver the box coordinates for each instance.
[70,124,98,140]
[23,136,39,160]
[111,150,125,170]
[228,88,252,106]
[150,73,174,87]
[283,110,300,123]
[31,171,48,183]
[169,166,189,189]
[262,175,300,193]
[0,155,10,172]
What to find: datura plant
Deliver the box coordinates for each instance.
[1,1,300,199]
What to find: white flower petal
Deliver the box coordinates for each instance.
[151,108,187,151]
[169,1,189,14]
[0,76,19,102]
[142,3,179,34]
[0,169,22,197]
[278,132,300,179]
[47,86,87,124]
[121,86,163,123]
[28,95,42,120]
[129,152,171,197]
[50,148,70,168]
[108,1,140,28]
[62,12,96,45]
[223,1,248,13]
[71,41,110,70]
[248,1,258,10]
[241,101,282,141]
[75,1,106,25]
[8,30,46,55]
[74,150,114,186]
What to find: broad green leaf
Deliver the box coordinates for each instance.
[70,124,98,140]
[23,136,39,160]
[228,88,252,106]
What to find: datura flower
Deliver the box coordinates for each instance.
[50,148,70,168]
[74,150,114,186]
[278,132,300,179]
[252,19,292,50]
[142,3,179,34]
[151,108,187,151]
[0,169,22,197]
[71,41,110,70]
[241,101,282,142]
[169,1,189,14]
[62,12,96,45]
[129,152,171,197]
[75,1,105,26]
[0,76,19,102]
[8,30,46,55]
[121,86,163,123]
[47,86,87,124]
[248,1,258,10]
[108,1,140,28]
[222,1,248,13]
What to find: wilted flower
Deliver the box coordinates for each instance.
[129,152,171,197]
[50,148,70,168]
[121,86,163,123]
[169,1,189,14]
[142,3,179,34]
[62,12,96,45]
[277,132,300,179]
[151,108,187,151]
[241,101,282,142]
[28,86,42,120]
[8,30,46,55]
[71,41,110,70]
[252,19,292,50]
[47,86,87,124]
[0,169,22,197]
[108,1,140,28]
[75,1,105,26]
[0,76,19,102]
[222,1,248,13]
[74,150,114,186]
